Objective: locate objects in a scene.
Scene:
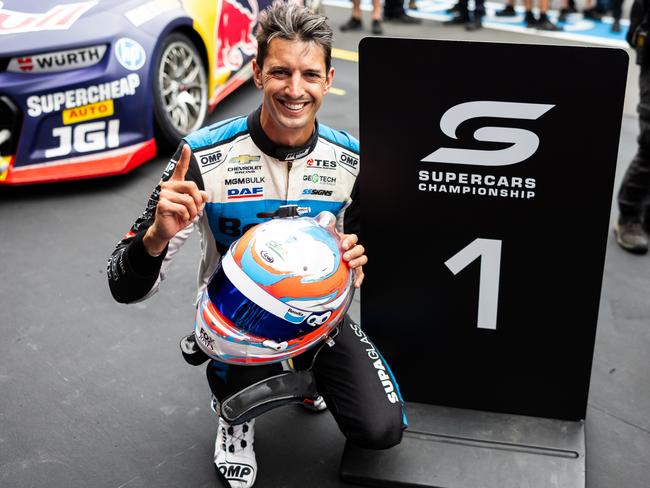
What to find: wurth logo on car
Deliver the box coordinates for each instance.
[16,57,33,71]
[8,45,106,74]
[0,1,98,35]
[215,0,259,71]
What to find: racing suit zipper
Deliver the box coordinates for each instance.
[286,161,292,202]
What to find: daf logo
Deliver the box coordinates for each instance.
[421,101,555,166]
[260,250,274,263]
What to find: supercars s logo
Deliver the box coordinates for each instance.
[215,0,259,71]
[0,1,98,35]
[421,101,555,166]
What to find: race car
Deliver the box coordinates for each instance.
[0,0,275,185]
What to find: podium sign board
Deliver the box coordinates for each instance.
[359,39,628,422]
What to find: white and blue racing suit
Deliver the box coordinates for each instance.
[108,107,406,448]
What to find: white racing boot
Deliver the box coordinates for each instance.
[302,394,327,412]
[214,416,257,488]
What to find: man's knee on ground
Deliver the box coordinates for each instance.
[348,415,404,450]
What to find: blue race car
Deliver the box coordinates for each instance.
[0,0,273,185]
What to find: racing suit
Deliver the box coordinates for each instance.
[618,0,650,223]
[107,107,406,449]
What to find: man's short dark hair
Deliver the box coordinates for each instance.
[256,2,334,72]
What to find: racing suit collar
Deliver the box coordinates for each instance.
[247,106,319,161]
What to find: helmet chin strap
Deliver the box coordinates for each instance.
[216,369,319,425]
[208,320,344,425]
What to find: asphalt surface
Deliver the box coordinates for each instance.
[1,4,649,488]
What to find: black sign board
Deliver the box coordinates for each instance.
[360,39,628,421]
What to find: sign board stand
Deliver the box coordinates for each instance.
[340,39,628,488]
[341,403,584,488]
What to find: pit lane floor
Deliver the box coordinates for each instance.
[1,6,648,488]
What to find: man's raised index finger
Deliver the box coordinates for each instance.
[171,144,191,181]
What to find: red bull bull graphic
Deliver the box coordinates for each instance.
[215,0,259,74]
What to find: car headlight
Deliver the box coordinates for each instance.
[7,44,107,74]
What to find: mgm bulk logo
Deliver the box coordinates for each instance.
[418,101,555,200]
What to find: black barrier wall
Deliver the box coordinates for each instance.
[360,39,628,421]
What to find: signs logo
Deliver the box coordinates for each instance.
[114,38,146,71]
[302,188,332,196]
[421,101,555,166]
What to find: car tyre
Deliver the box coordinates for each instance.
[153,32,208,149]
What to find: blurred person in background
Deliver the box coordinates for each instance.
[341,0,384,34]
[522,0,562,29]
[444,0,485,29]
[614,0,650,253]
[384,0,423,23]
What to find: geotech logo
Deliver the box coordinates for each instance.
[421,101,555,166]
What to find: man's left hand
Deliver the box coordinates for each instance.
[339,233,367,288]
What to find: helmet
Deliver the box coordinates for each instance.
[194,211,354,365]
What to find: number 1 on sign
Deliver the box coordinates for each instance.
[445,238,502,330]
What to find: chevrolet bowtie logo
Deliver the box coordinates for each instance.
[230,154,261,164]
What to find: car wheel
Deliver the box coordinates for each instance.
[153,32,208,148]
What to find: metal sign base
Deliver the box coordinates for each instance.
[340,402,585,488]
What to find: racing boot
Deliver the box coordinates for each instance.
[614,219,649,254]
[214,416,257,488]
[302,394,328,412]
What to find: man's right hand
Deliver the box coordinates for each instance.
[143,144,209,257]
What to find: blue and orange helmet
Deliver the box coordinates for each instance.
[194,211,354,365]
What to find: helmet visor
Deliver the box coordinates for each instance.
[207,264,330,342]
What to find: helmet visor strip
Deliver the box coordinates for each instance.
[208,257,348,342]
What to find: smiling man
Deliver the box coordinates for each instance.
[108,4,406,487]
